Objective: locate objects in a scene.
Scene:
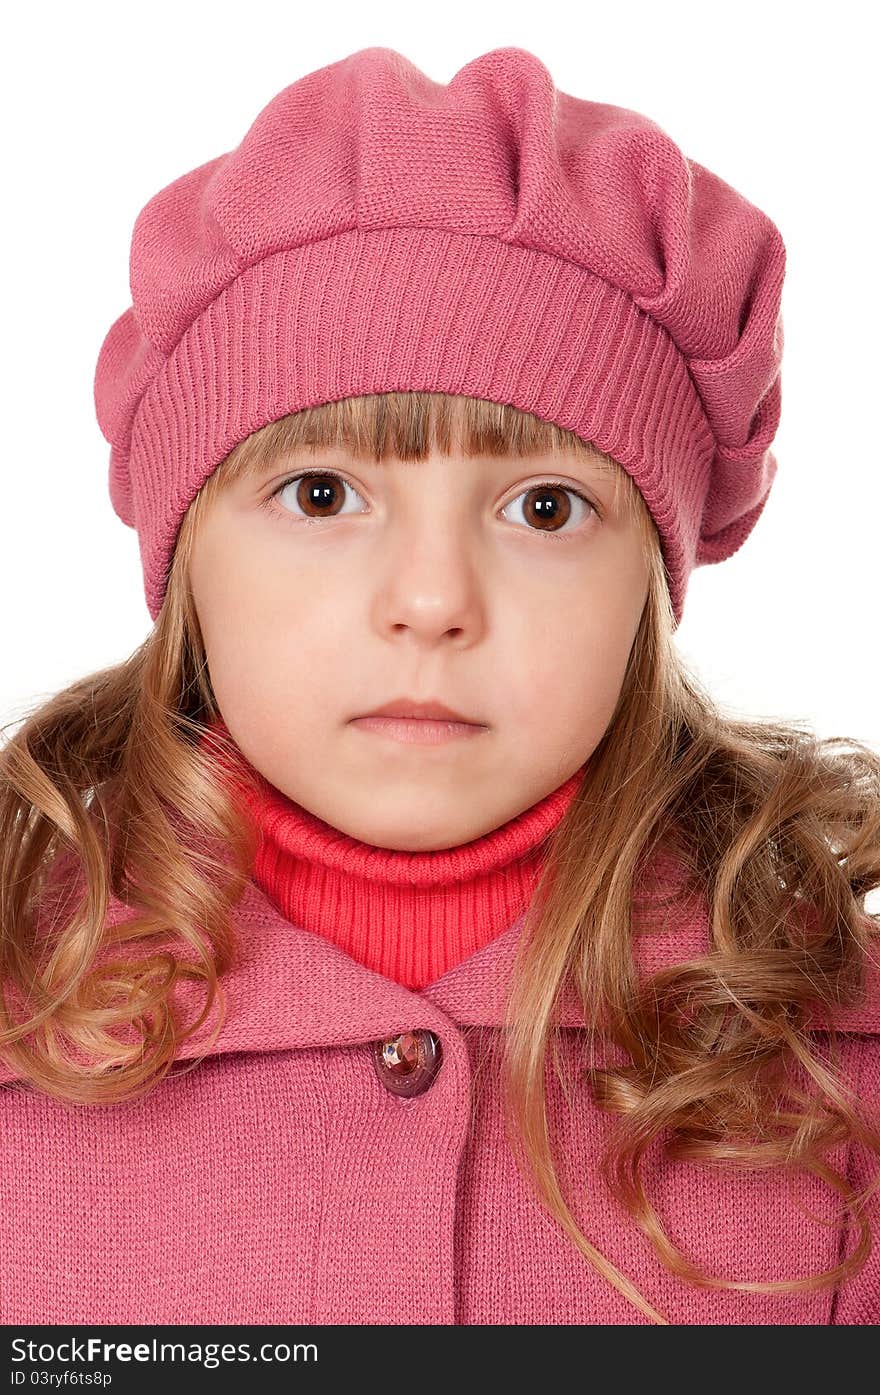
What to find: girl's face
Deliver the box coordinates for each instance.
[189,445,650,851]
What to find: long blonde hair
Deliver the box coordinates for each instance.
[2,391,879,1325]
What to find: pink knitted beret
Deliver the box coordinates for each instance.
[94,45,786,628]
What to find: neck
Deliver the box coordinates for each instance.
[205,717,586,989]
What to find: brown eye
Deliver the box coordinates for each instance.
[296,475,343,517]
[503,484,596,538]
[272,471,365,520]
[267,472,598,539]
[523,485,571,530]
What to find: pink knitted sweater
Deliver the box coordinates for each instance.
[1,752,878,1323]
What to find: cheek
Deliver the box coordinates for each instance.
[514,601,637,736]
[193,545,352,725]
[192,518,322,649]
[205,623,333,768]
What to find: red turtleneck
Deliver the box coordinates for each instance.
[205,718,585,989]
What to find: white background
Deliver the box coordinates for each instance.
[2,0,878,756]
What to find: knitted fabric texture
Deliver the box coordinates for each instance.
[205,716,586,989]
[2,870,878,1324]
[93,45,786,627]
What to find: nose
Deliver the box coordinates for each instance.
[375,520,486,644]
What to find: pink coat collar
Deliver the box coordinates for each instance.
[1,876,877,1086]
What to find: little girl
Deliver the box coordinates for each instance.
[2,45,878,1328]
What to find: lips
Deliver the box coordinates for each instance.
[355,698,481,724]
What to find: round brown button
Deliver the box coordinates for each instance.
[372,1029,442,1098]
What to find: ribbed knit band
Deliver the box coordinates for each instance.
[249,760,585,990]
[117,226,720,626]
